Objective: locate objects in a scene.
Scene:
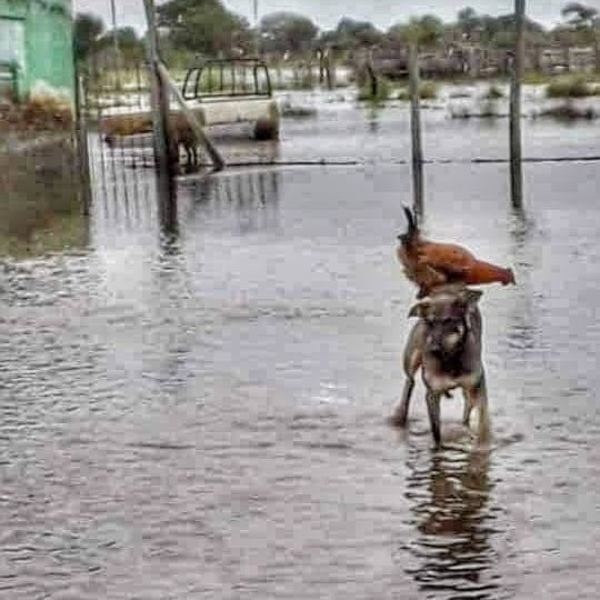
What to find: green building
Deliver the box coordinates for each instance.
[0,0,74,103]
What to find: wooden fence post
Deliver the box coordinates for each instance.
[143,0,175,185]
[73,62,92,216]
[157,62,225,171]
[510,0,525,209]
[408,43,424,216]
[366,47,378,99]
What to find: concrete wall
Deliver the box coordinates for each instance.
[0,0,74,102]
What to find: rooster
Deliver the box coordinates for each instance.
[397,206,515,298]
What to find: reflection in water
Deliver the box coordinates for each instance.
[158,172,178,241]
[366,106,381,134]
[506,206,540,355]
[186,170,282,235]
[402,445,502,598]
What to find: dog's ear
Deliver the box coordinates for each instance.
[466,289,483,305]
[408,300,430,319]
[458,289,483,306]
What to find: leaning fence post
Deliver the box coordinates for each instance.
[157,62,225,171]
[408,43,424,216]
[509,0,525,209]
[143,0,175,185]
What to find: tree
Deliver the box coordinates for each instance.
[74,13,104,61]
[457,6,480,37]
[562,2,598,26]
[157,0,250,56]
[455,10,547,47]
[388,15,444,49]
[97,27,145,62]
[561,2,600,70]
[334,18,382,48]
[260,12,318,54]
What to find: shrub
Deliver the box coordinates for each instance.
[546,76,600,98]
[483,84,504,100]
[397,81,438,101]
[358,76,391,104]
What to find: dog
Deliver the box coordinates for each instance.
[102,113,199,170]
[168,114,198,170]
[390,284,491,447]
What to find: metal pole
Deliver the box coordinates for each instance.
[253,0,259,56]
[408,43,424,216]
[143,0,175,192]
[109,0,121,89]
[510,0,525,209]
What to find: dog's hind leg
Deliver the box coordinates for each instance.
[426,391,442,447]
[466,373,491,445]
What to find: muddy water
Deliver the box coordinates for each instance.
[2,100,600,598]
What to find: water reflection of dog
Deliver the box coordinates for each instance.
[402,445,500,598]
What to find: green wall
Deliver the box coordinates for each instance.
[0,0,74,102]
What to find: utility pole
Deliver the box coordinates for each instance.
[408,43,424,216]
[109,0,121,89]
[253,0,259,56]
[509,0,525,209]
[143,0,175,195]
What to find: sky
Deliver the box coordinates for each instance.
[74,0,600,34]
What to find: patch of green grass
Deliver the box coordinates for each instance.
[397,81,439,101]
[483,83,504,100]
[358,76,392,104]
[546,76,600,98]
[522,71,551,85]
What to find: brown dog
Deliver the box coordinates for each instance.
[391,285,491,447]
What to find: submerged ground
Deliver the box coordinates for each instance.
[1,88,600,598]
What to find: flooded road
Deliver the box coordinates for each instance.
[2,96,600,598]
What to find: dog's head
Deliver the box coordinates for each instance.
[409,288,482,356]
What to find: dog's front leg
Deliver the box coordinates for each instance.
[462,389,474,427]
[426,391,442,447]
[391,377,415,427]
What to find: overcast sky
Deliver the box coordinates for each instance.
[74,0,600,34]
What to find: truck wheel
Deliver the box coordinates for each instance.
[254,117,279,141]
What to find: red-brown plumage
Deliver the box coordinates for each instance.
[397,207,515,297]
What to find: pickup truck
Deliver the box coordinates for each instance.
[182,58,280,140]
[100,58,280,145]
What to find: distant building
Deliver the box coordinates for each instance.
[0,0,74,103]
[569,46,595,73]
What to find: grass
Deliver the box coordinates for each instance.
[483,83,504,100]
[536,103,598,121]
[450,101,506,120]
[397,81,439,101]
[0,97,73,132]
[522,72,552,85]
[357,76,392,104]
[546,76,600,98]
[449,90,472,99]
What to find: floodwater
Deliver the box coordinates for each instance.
[2,91,600,599]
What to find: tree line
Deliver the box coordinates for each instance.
[74,1,600,62]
